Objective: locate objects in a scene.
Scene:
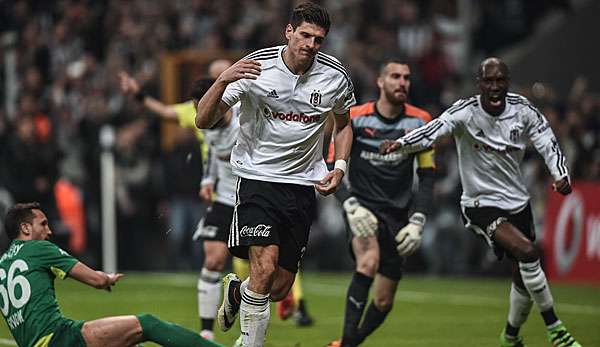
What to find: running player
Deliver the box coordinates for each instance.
[195,2,355,346]
[328,60,435,347]
[0,202,223,347]
[380,57,582,347]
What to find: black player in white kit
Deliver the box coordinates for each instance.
[195,3,355,346]
[381,57,582,347]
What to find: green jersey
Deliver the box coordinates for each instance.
[0,240,78,347]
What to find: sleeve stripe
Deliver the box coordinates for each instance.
[403,120,444,145]
[316,53,347,72]
[402,119,443,142]
[253,54,279,61]
[316,57,350,83]
[448,99,478,114]
[245,47,279,60]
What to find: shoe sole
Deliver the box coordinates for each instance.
[217,273,240,332]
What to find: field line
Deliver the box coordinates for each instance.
[306,282,600,316]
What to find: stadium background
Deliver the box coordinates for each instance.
[0,0,599,346]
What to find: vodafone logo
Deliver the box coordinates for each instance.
[271,111,320,124]
[554,192,584,274]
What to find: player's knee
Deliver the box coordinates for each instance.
[356,257,379,276]
[515,243,539,263]
[203,256,226,272]
[373,296,394,313]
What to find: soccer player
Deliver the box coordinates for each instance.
[327,60,435,347]
[380,57,582,347]
[0,202,223,347]
[195,2,355,346]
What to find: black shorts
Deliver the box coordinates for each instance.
[194,202,234,243]
[228,178,316,273]
[461,203,535,259]
[346,206,408,281]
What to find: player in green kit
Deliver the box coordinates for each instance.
[1,202,223,347]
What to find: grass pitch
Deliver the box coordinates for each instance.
[0,272,598,346]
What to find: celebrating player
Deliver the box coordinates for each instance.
[327,60,434,347]
[195,2,355,346]
[0,202,223,347]
[380,57,582,347]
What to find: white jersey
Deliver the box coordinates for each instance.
[202,104,241,206]
[398,93,569,212]
[222,45,356,186]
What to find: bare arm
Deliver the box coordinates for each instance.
[118,71,178,121]
[315,111,352,196]
[68,262,123,291]
[196,60,261,129]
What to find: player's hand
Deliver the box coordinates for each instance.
[343,197,378,237]
[102,272,124,292]
[379,140,402,154]
[199,183,214,202]
[395,212,426,257]
[217,60,261,84]
[315,169,344,196]
[553,176,572,196]
[118,71,140,95]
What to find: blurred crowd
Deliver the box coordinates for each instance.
[0,0,597,273]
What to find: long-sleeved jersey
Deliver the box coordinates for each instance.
[335,101,435,211]
[202,104,241,206]
[398,93,569,212]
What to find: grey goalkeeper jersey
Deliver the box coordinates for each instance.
[398,93,569,212]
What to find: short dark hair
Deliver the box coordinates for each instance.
[379,58,409,76]
[190,78,216,101]
[4,202,40,240]
[290,2,331,34]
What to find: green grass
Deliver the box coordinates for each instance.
[1,272,599,346]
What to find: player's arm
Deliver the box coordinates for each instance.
[395,149,436,256]
[199,146,218,202]
[69,262,123,291]
[526,108,571,195]
[380,112,457,154]
[118,71,179,122]
[196,60,261,129]
[315,111,352,196]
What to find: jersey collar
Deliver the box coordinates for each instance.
[279,45,316,77]
[374,101,405,124]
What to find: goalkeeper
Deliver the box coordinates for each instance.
[327,59,435,347]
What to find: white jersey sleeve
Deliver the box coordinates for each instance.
[222,79,250,108]
[398,101,465,152]
[523,102,569,181]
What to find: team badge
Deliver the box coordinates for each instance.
[310,90,322,106]
[509,124,522,143]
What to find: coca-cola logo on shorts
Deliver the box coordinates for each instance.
[240,224,272,237]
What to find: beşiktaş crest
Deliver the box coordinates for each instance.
[310,90,322,106]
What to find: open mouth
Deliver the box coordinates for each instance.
[489,96,503,107]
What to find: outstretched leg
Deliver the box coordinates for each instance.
[81,314,223,347]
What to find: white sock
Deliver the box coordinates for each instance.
[519,260,554,311]
[507,283,533,330]
[240,287,270,347]
[197,268,222,321]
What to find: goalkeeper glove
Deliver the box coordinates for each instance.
[395,212,426,256]
[343,197,378,237]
